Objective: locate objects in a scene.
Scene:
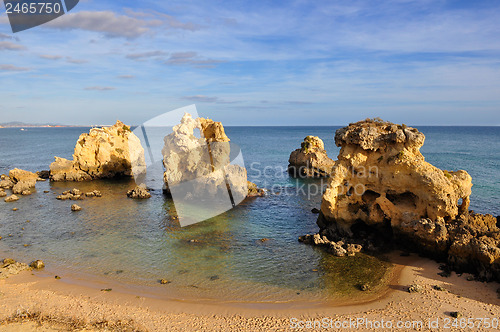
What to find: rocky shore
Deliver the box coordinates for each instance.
[300,119,500,282]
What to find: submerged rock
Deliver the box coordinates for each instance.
[85,190,102,197]
[288,136,335,177]
[298,233,363,257]
[313,119,500,281]
[127,184,151,199]
[57,188,101,200]
[50,121,146,181]
[4,195,19,202]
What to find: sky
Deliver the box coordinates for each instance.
[1,0,500,126]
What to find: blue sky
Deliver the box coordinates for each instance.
[1,0,500,125]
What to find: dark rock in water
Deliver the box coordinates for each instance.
[259,238,270,242]
[209,275,219,281]
[54,275,61,279]
[160,279,170,284]
[36,170,50,179]
[101,288,112,292]
[30,260,45,269]
[71,204,82,211]
[127,184,151,199]
[311,208,320,214]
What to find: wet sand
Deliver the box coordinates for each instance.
[1,253,498,331]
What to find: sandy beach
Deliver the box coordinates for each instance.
[1,253,498,331]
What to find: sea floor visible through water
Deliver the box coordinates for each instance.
[0,125,499,305]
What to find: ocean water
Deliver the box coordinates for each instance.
[0,126,498,304]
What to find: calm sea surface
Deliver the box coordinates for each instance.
[0,126,498,303]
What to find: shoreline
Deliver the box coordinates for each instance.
[0,250,403,312]
[1,253,498,331]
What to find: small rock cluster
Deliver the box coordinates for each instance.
[57,188,102,200]
[298,233,362,257]
[0,259,29,279]
[127,185,151,199]
[1,169,45,201]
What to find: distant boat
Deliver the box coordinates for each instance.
[20,128,25,131]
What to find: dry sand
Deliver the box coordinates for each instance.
[0,254,499,331]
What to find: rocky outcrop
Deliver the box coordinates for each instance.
[162,113,263,201]
[305,119,499,281]
[288,136,335,177]
[247,181,266,197]
[127,184,151,199]
[50,121,146,181]
[320,119,472,234]
[7,168,39,195]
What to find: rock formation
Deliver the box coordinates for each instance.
[304,119,499,281]
[9,168,39,195]
[247,181,266,197]
[288,136,335,177]
[319,119,472,234]
[127,184,151,199]
[50,121,146,181]
[162,113,262,201]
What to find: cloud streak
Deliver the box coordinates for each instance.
[84,86,115,91]
[0,41,25,51]
[0,64,31,71]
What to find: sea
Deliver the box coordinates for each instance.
[0,126,499,305]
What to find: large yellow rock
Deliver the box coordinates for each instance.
[320,119,472,233]
[50,121,146,181]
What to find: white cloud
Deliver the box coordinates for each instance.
[45,11,159,38]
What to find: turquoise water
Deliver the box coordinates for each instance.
[0,126,498,303]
